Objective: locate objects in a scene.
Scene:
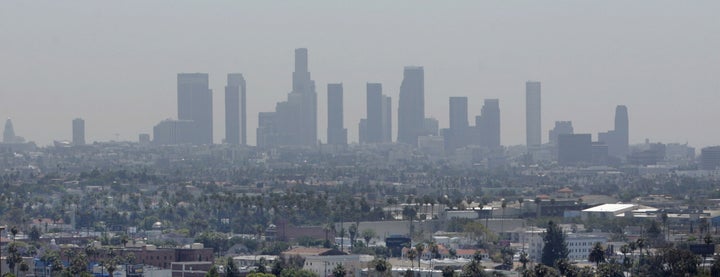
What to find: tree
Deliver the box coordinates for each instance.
[711,254,720,277]
[348,224,358,250]
[332,263,347,277]
[541,221,568,267]
[519,252,529,270]
[18,261,29,277]
[370,258,391,277]
[205,266,220,277]
[587,242,605,267]
[28,226,41,241]
[362,229,376,247]
[407,248,417,268]
[441,266,456,277]
[415,243,425,268]
[460,251,488,277]
[225,257,240,277]
[596,263,624,277]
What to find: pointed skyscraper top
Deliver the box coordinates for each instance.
[3,118,17,143]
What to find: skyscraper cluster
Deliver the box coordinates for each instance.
[141,48,632,160]
[153,72,247,146]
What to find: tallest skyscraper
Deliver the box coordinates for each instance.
[256,48,317,147]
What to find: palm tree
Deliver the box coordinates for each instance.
[534,197,542,218]
[588,242,605,268]
[407,248,417,268]
[415,243,425,268]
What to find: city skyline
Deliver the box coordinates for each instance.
[1,1,718,147]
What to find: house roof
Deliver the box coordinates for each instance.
[582,204,636,213]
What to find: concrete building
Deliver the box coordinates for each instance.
[72,118,85,145]
[257,48,317,148]
[381,95,392,143]
[476,99,500,148]
[224,73,246,145]
[177,73,213,144]
[303,255,374,277]
[701,146,720,170]
[525,81,541,147]
[327,83,347,145]
[549,121,573,146]
[598,105,629,158]
[397,66,425,146]
[365,83,383,143]
[152,119,195,145]
[557,134,592,166]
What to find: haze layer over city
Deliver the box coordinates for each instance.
[1,1,719,147]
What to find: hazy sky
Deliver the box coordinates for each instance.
[1,1,719,147]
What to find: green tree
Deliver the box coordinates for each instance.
[362,229,376,247]
[711,254,720,277]
[441,266,456,277]
[541,221,568,267]
[587,242,605,267]
[460,251,488,277]
[28,226,41,241]
[225,257,240,277]
[596,263,624,277]
[414,243,425,268]
[205,266,220,277]
[407,248,417,268]
[332,263,347,277]
[369,258,391,277]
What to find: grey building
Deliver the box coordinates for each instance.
[365,83,383,143]
[598,105,629,158]
[72,118,85,145]
[381,95,392,143]
[525,81,541,147]
[225,73,246,145]
[701,146,720,170]
[153,119,195,145]
[558,134,592,166]
[327,83,347,145]
[477,99,500,148]
[256,48,317,148]
[549,121,574,146]
[177,73,213,144]
[444,97,470,152]
[397,66,425,146]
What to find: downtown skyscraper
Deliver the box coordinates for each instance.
[525,81,541,147]
[360,83,392,144]
[327,83,347,145]
[599,105,629,158]
[257,48,317,147]
[72,118,85,145]
[177,73,213,144]
[476,99,500,148]
[397,66,425,146]
[225,73,246,145]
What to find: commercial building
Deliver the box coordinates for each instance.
[177,73,213,144]
[397,66,425,146]
[327,83,347,145]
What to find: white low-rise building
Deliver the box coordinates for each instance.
[303,254,374,277]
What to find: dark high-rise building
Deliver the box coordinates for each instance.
[397,66,425,146]
[701,146,720,170]
[449,97,469,130]
[225,74,246,145]
[366,83,383,143]
[358,119,368,144]
[549,121,574,146]
[177,73,213,144]
[327,83,347,145]
[477,99,500,148]
[153,119,195,145]
[558,134,592,165]
[444,97,469,151]
[72,118,85,145]
[614,105,629,157]
[381,95,392,143]
[3,118,20,143]
[525,81,541,147]
[598,105,629,158]
[257,48,317,148]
